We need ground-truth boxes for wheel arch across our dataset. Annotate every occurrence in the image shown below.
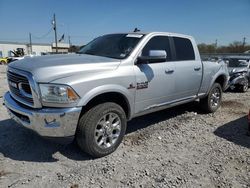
[77,85,133,120]
[207,74,228,93]
[214,74,227,91]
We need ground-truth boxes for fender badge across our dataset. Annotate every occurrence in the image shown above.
[136,81,148,90]
[127,83,136,89]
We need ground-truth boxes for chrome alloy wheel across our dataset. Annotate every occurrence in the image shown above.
[243,81,249,92]
[210,87,221,108]
[94,112,121,149]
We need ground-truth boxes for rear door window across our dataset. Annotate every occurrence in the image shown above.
[173,37,195,61]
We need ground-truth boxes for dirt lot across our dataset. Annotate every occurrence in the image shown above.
[0,64,249,188]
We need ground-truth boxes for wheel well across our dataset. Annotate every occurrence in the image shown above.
[215,75,226,89]
[81,92,130,119]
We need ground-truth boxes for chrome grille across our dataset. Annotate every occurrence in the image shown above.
[7,70,34,105]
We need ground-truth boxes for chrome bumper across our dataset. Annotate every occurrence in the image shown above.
[3,92,82,138]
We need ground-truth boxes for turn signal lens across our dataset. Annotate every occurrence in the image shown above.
[67,87,78,101]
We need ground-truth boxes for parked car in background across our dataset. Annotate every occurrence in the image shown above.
[224,56,250,92]
[244,50,250,54]
[4,32,229,157]
[0,56,25,64]
[0,57,12,64]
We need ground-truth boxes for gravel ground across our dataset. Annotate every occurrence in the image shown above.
[0,65,249,188]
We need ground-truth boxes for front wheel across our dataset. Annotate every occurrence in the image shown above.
[76,102,127,158]
[200,83,222,113]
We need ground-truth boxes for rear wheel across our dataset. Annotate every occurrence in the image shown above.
[0,60,5,65]
[200,83,222,113]
[76,102,127,158]
[238,81,248,92]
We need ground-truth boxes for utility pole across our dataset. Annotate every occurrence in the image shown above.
[243,37,246,47]
[29,33,32,54]
[68,35,71,46]
[52,13,58,53]
[68,35,71,52]
[214,39,218,53]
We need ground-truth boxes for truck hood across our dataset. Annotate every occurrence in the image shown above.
[228,67,248,75]
[9,54,121,82]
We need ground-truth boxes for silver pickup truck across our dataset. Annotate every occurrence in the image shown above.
[4,32,229,157]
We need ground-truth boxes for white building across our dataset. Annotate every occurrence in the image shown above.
[52,42,70,53]
[0,41,70,57]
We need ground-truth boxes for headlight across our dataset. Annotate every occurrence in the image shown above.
[39,84,79,103]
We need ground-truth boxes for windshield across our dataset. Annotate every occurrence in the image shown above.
[78,34,144,59]
[226,58,249,67]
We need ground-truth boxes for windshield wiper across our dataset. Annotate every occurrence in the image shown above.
[84,52,96,55]
[77,52,121,59]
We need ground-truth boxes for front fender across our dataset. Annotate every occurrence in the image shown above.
[76,84,134,115]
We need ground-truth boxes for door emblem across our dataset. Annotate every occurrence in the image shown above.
[127,83,136,89]
[136,81,148,90]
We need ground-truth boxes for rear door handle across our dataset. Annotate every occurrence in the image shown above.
[194,67,201,71]
[165,69,174,74]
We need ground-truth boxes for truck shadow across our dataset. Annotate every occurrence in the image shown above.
[126,102,203,134]
[0,102,202,162]
[214,116,250,149]
[0,119,90,162]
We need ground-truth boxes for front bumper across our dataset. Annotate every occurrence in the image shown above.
[3,92,82,138]
[228,75,248,87]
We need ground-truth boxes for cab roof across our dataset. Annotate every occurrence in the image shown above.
[108,31,194,39]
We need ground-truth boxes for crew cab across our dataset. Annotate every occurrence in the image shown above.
[4,32,229,157]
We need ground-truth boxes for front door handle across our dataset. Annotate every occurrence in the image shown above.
[194,67,201,71]
[165,69,174,74]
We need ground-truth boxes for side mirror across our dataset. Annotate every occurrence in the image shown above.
[137,50,167,64]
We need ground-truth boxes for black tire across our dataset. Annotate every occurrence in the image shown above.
[238,81,248,93]
[0,60,5,65]
[76,102,127,158]
[200,83,222,113]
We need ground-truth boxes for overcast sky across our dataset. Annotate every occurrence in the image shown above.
[0,0,249,46]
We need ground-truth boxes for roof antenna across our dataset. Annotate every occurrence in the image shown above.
[133,28,140,32]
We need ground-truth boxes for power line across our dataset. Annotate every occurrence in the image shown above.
[32,28,53,39]
[70,35,96,38]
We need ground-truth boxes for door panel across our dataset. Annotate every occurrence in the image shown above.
[174,60,202,99]
[134,62,175,114]
[172,37,202,99]
[134,35,176,114]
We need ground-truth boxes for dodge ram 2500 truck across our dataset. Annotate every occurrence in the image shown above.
[4,32,229,157]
